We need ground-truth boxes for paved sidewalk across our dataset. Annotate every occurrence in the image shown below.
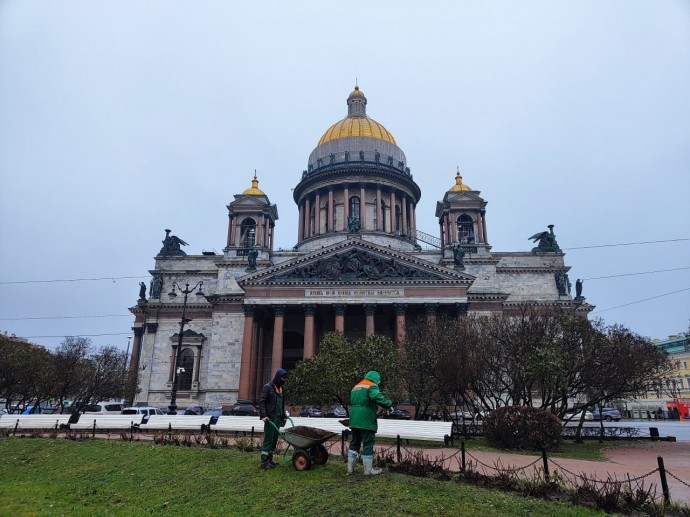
[388,441,690,506]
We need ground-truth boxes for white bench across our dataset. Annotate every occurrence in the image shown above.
[0,414,72,431]
[70,415,144,431]
[139,415,212,431]
[375,419,453,443]
[210,416,262,433]
[284,417,348,436]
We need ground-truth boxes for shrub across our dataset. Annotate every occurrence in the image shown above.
[483,406,562,451]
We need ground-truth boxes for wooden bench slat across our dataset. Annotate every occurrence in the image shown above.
[210,416,261,433]
[0,414,72,430]
[139,415,213,431]
[70,415,144,430]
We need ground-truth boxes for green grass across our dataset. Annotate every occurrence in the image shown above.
[0,437,609,517]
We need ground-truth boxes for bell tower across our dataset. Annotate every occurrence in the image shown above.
[435,168,490,257]
[225,173,279,260]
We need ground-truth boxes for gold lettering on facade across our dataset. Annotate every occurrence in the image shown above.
[305,289,404,297]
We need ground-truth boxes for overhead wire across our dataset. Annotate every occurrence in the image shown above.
[1,237,688,338]
[591,287,690,314]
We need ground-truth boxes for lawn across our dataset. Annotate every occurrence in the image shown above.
[0,437,608,516]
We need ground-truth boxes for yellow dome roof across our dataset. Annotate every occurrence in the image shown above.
[317,86,396,146]
[242,174,265,195]
[318,117,396,146]
[449,169,472,192]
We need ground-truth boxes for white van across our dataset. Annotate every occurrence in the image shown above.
[83,402,124,414]
[121,406,165,416]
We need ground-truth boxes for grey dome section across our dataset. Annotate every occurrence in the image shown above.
[308,137,408,172]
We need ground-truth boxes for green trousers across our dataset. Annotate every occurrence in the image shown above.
[349,428,376,456]
[261,417,281,460]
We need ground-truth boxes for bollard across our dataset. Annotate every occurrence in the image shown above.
[542,449,550,483]
[92,420,97,438]
[461,441,466,472]
[657,456,670,504]
[650,427,660,440]
[396,435,402,463]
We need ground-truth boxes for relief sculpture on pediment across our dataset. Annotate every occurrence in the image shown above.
[275,249,431,281]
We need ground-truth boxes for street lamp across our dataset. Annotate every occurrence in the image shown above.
[167,281,205,415]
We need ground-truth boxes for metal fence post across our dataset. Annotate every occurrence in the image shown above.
[657,456,670,504]
[396,435,402,463]
[542,448,550,483]
[461,441,466,472]
[92,420,96,438]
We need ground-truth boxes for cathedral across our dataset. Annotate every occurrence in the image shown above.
[129,86,592,407]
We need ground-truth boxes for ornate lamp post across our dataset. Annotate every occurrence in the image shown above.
[167,281,204,415]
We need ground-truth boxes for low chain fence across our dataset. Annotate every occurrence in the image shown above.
[3,422,688,514]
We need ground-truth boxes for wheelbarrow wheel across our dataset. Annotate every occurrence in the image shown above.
[309,444,328,465]
[292,450,312,471]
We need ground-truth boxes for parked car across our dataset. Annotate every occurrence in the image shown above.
[229,401,258,416]
[203,408,224,418]
[325,405,347,418]
[564,410,594,422]
[299,405,323,418]
[592,408,622,422]
[447,409,480,421]
[122,406,165,416]
[83,402,124,415]
[383,408,412,420]
[182,406,205,415]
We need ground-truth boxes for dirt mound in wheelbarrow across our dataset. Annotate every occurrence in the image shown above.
[287,426,333,440]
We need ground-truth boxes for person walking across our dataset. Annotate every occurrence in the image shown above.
[258,368,288,469]
[347,370,393,476]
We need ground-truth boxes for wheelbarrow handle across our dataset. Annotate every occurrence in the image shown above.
[266,416,295,436]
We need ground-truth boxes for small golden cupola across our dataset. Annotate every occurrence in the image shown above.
[449,167,472,192]
[242,173,265,196]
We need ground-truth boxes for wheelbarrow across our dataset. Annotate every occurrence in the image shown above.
[268,419,337,471]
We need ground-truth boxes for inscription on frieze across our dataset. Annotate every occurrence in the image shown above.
[305,288,404,297]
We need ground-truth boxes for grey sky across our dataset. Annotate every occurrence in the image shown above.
[1,1,688,352]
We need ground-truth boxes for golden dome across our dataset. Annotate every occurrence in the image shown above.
[317,86,396,146]
[449,168,472,192]
[242,173,265,195]
[318,117,396,146]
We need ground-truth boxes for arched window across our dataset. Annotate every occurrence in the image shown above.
[349,196,360,221]
[395,205,401,232]
[457,214,475,244]
[240,218,256,248]
[177,348,194,390]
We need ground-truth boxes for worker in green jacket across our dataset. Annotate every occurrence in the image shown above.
[347,370,393,475]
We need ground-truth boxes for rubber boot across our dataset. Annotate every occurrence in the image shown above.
[260,455,275,470]
[268,453,278,467]
[362,455,381,476]
[346,450,358,475]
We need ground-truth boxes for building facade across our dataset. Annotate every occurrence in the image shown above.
[129,87,593,407]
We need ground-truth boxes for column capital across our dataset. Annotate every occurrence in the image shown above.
[132,326,145,338]
[364,304,376,316]
[425,303,438,316]
[394,304,407,316]
[243,304,255,317]
[273,305,286,317]
[334,303,346,316]
[303,304,315,316]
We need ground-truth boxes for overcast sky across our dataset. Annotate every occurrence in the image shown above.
[1,1,688,353]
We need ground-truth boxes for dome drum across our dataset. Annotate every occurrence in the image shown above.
[308,138,408,176]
